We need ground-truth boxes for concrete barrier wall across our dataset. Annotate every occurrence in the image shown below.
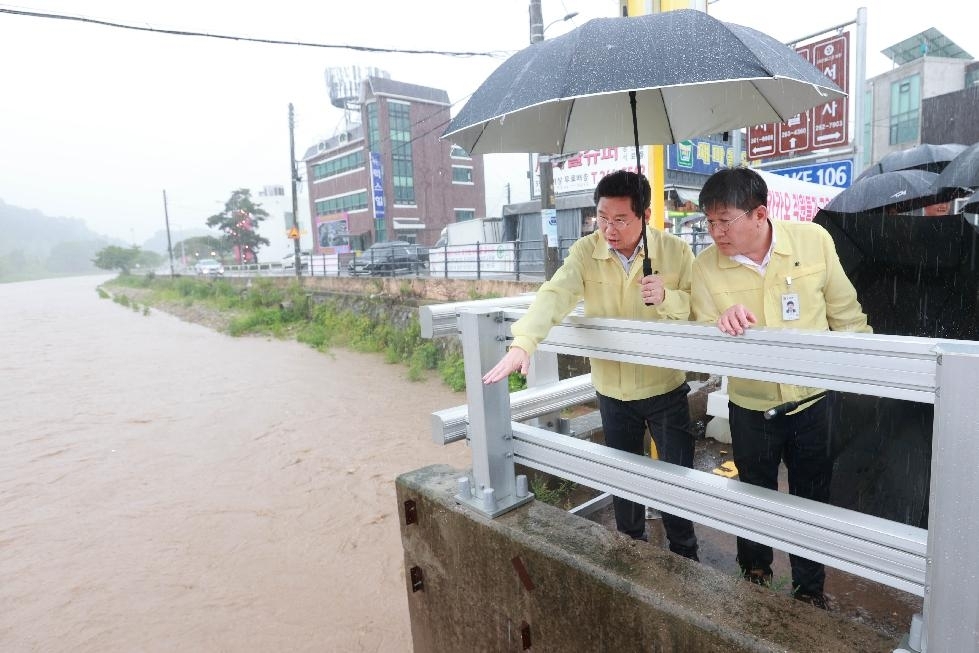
[397,465,897,653]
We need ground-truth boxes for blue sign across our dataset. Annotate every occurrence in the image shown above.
[667,138,748,175]
[768,160,853,189]
[369,151,386,220]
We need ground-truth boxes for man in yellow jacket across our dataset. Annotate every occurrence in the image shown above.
[483,170,699,560]
[691,167,870,608]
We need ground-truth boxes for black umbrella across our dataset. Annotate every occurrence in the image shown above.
[815,206,979,529]
[443,9,843,276]
[822,169,955,215]
[963,189,979,213]
[814,208,976,276]
[854,143,967,182]
[932,140,979,191]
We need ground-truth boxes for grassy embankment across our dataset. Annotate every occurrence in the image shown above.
[104,274,527,393]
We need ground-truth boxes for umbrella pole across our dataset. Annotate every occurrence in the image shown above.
[630,91,653,279]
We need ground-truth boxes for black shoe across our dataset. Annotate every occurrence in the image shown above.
[742,568,773,587]
[793,591,828,610]
[670,546,699,562]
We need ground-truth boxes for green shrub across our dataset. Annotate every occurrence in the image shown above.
[439,354,467,392]
[529,474,577,508]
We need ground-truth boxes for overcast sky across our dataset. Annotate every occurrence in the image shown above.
[0,0,974,246]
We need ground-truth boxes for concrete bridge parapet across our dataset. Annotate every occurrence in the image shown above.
[398,464,897,653]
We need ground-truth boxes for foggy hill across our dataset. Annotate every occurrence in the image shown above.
[0,198,116,281]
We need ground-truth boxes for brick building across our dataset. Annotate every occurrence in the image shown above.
[303,77,485,253]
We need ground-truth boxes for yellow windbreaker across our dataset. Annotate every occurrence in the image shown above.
[691,220,870,412]
[510,228,694,401]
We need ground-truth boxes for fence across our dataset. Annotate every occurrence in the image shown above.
[419,299,979,653]
[221,230,710,281]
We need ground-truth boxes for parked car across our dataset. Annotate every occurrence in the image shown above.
[194,258,224,276]
[348,241,424,276]
[410,244,430,264]
[282,251,310,271]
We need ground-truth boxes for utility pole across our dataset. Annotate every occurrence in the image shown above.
[288,103,302,280]
[529,0,560,280]
[162,190,175,277]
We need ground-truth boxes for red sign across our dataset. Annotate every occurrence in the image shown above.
[747,123,776,159]
[747,32,850,159]
[810,33,849,149]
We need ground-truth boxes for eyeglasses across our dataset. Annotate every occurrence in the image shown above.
[705,208,753,233]
[597,216,635,230]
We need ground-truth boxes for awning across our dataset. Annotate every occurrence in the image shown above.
[666,186,701,206]
[393,218,426,230]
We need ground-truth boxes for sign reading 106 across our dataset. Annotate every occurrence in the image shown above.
[769,160,853,189]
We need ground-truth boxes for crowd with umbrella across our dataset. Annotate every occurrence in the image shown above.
[813,140,979,528]
[443,7,979,530]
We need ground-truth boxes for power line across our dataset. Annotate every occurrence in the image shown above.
[0,7,512,58]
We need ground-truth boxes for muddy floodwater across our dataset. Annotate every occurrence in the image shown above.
[0,275,469,652]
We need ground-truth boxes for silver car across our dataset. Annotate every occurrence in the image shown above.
[194,258,224,276]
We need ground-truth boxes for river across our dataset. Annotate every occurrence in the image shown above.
[0,275,469,652]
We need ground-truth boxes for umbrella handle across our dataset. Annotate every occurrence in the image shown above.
[629,91,654,304]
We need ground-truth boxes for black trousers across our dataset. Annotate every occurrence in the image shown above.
[597,384,698,558]
[728,397,834,595]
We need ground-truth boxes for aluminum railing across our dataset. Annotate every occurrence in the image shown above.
[419,298,979,653]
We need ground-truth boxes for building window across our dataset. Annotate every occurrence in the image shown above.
[315,191,369,216]
[889,75,920,145]
[450,145,471,159]
[389,102,415,205]
[454,209,475,222]
[312,150,366,181]
[451,166,473,184]
[366,102,380,152]
[862,88,873,168]
[966,67,979,88]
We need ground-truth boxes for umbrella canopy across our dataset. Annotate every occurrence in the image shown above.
[932,141,979,191]
[963,189,979,213]
[854,143,968,182]
[443,9,844,155]
[814,209,979,339]
[822,169,955,215]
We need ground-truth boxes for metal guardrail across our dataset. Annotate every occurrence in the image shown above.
[422,297,979,652]
[221,231,706,281]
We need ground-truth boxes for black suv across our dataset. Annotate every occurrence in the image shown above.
[348,241,425,276]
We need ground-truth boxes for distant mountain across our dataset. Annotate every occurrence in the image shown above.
[0,198,117,281]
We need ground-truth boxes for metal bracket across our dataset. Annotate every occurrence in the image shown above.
[409,566,424,592]
[520,621,532,650]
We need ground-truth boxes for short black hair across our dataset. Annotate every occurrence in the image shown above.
[594,170,650,219]
[699,167,767,213]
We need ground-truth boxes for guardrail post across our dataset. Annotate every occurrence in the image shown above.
[457,308,533,517]
[476,241,482,280]
[527,350,561,432]
[919,343,979,653]
[515,239,521,281]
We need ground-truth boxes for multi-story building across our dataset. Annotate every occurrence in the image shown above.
[862,28,975,169]
[302,77,485,253]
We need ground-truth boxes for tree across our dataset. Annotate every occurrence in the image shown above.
[206,189,271,264]
[93,245,141,274]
